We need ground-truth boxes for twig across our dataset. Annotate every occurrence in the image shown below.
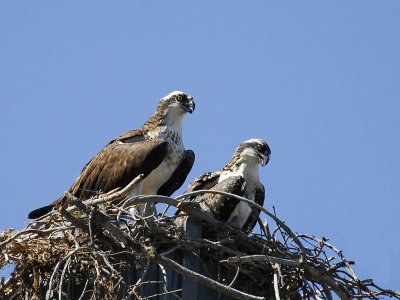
[143,289,183,299]
[80,174,144,206]
[273,268,281,300]
[46,247,88,300]
[0,227,71,248]
[228,267,240,288]
[221,254,301,267]
[58,256,71,300]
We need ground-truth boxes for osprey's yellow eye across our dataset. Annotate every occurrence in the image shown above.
[177,95,183,101]
[257,144,264,152]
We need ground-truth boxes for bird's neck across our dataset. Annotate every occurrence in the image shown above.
[224,154,260,181]
[144,110,184,144]
[234,161,259,180]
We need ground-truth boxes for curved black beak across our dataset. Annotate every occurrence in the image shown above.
[258,154,269,167]
[184,99,195,114]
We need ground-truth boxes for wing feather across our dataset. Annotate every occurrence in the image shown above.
[193,176,245,222]
[185,171,221,193]
[158,150,195,196]
[71,138,168,199]
[242,184,265,234]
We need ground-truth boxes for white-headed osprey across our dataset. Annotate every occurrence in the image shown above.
[28,91,195,219]
[184,139,270,234]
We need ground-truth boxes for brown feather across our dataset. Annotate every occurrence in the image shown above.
[186,171,221,192]
[194,176,245,222]
[70,137,168,199]
[158,150,195,197]
[242,184,265,234]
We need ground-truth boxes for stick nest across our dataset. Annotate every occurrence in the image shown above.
[0,187,399,300]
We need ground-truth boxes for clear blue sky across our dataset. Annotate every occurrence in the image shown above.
[1,1,399,292]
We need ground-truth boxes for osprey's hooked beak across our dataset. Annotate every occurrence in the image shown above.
[182,98,195,114]
[258,153,269,167]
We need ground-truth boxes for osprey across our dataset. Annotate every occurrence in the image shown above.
[184,139,270,234]
[28,91,195,219]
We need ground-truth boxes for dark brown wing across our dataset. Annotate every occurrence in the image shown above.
[158,150,195,197]
[174,171,221,216]
[70,138,168,199]
[111,129,146,144]
[242,184,265,234]
[194,176,245,222]
[76,129,147,177]
[185,171,221,193]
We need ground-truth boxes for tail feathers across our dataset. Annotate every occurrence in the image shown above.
[28,205,54,219]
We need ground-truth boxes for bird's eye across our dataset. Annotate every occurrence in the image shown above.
[257,144,264,152]
[177,95,183,101]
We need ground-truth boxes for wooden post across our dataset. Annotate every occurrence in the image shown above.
[181,217,201,300]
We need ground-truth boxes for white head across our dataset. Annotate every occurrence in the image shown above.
[235,139,271,167]
[145,91,195,130]
[161,91,195,114]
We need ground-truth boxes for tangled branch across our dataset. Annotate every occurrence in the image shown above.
[0,180,398,299]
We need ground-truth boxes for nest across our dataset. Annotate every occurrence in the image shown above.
[0,177,399,300]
